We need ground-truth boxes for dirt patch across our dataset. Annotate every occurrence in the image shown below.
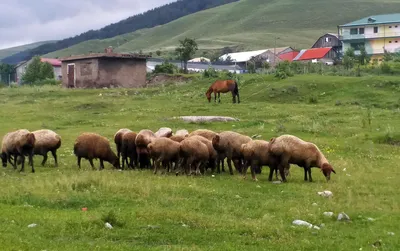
[146,74,191,87]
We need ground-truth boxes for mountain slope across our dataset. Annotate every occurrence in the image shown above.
[0,41,56,61]
[46,0,400,58]
[1,0,238,65]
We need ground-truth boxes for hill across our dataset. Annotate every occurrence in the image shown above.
[1,0,238,65]
[0,41,56,61]
[45,0,400,59]
[0,74,399,250]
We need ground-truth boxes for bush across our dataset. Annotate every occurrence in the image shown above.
[153,61,178,74]
[381,63,392,74]
[274,61,293,79]
[202,67,219,78]
[31,79,62,86]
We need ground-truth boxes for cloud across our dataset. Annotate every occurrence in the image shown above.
[0,0,175,49]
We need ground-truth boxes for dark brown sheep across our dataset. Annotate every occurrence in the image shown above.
[74,133,120,170]
[135,129,156,169]
[148,137,181,174]
[188,135,217,173]
[1,129,36,173]
[114,128,132,160]
[179,137,209,176]
[121,132,138,169]
[269,135,336,182]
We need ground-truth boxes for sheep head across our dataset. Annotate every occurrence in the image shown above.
[321,163,336,181]
[211,135,221,150]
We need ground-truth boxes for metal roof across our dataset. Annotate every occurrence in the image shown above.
[339,13,400,27]
[294,47,332,61]
[41,58,61,67]
[219,47,292,63]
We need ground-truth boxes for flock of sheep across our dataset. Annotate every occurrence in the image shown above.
[1,127,336,182]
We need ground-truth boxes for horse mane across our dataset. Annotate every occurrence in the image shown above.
[205,86,213,95]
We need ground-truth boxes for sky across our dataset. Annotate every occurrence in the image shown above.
[0,0,175,49]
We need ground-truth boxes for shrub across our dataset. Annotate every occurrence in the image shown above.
[381,63,392,74]
[31,79,61,86]
[202,67,219,78]
[153,61,178,74]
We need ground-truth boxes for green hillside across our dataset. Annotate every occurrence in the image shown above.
[46,0,400,58]
[0,41,56,61]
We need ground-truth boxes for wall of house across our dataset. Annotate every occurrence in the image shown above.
[312,35,340,48]
[61,59,99,88]
[97,58,147,88]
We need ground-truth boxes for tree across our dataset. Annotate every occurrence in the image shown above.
[155,50,162,56]
[22,56,54,84]
[175,38,198,73]
[343,48,356,69]
[358,46,370,65]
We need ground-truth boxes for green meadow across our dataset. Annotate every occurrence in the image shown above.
[0,74,399,250]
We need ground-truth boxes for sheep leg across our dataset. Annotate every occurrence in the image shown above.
[41,153,48,166]
[19,155,25,172]
[88,159,95,170]
[153,160,159,174]
[268,167,275,182]
[13,154,18,170]
[51,150,58,167]
[29,153,34,173]
[227,158,234,175]
[250,163,258,181]
[99,159,105,170]
[307,167,313,182]
[242,160,250,178]
[77,157,82,169]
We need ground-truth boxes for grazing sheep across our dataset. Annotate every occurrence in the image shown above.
[188,135,217,173]
[175,129,189,137]
[241,140,290,181]
[121,132,138,169]
[1,129,36,173]
[31,129,61,167]
[114,128,132,160]
[155,127,173,138]
[269,135,336,182]
[135,129,156,169]
[74,133,120,170]
[179,137,209,176]
[148,137,181,174]
[170,135,186,143]
[212,131,251,175]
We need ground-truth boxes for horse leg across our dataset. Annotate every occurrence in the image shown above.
[232,91,236,103]
[218,93,221,103]
[214,92,217,103]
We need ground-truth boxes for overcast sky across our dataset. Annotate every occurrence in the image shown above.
[0,0,175,49]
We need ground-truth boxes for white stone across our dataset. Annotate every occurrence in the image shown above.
[272,181,282,184]
[313,225,321,230]
[387,232,395,236]
[312,203,318,207]
[367,217,375,222]
[105,222,113,229]
[323,212,334,217]
[318,190,333,198]
[337,213,350,221]
[292,220,313,228]
[28,223,37,228]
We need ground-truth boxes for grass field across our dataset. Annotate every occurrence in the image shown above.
[45,0,400,58]
[0,74,400,250]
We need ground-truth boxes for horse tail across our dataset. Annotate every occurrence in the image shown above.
[233,81,239,95]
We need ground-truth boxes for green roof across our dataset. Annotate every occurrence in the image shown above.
[339,13,400,27]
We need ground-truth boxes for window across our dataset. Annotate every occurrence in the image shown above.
[325,37,331,42]
[350,42,364,50]
[350,28,358,34]
[389,26,392,28]
[374,27,379,33]
[389,41,392,43]
[396,26,398,28]
[359,28,365,34]
[396,41,398,43]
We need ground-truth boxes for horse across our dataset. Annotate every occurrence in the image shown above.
[205,79,240,104]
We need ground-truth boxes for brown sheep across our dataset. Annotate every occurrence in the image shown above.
[114,128,132,160]
[74,133,120,170]
[31,129,61,167]
[170,135,186,143]
[148,137,181,174]
[241,140,290,181]
[175,129,189,137]
[155,127,173,138]
[135,129,156,169]
[188,135,217,173]
[269,135,336,182]
[121,132,138,169]
[179,137,209,176]
[1,129,36,173]
[212,131,251,175]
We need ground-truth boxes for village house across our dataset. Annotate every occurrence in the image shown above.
[219,47,294,68]
[14,57,62,83]
[293,47,337,64]
[59,47,150,88]
[338,13,400,62]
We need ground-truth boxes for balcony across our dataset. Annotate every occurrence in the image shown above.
[341,31,400,41]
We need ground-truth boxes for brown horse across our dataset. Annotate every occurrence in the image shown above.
[205,79,240,104]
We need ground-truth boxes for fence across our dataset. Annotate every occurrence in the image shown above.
[0,72,16,85]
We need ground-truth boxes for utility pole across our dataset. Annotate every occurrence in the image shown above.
[273,36,279,66]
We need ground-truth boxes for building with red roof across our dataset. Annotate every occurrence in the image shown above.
[15,57,62,84]
[293,47,336,64]
[278,51,300,62]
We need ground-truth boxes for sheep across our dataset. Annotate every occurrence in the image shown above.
[175,129,189,137]
[148,137,181,174]
[170,135,186,143]
[114,128,132,160]
[135,129,156,169]
[74,132,120,170]
[30,129,61,167]
[212,131,252,175]
[240,140,290,181]
[179,137,209,176]
[269,134,336,182]
[188,135,218,173]
[1,129,36,173]
[155,127,173,138]
[120,131,138,169]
